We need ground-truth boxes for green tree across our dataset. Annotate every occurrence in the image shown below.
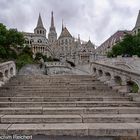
[35,52,43,61]
[6,29,24,48]
[0,23,7,46]
[107,33,140,57]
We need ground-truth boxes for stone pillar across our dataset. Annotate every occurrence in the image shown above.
[118,80,128,93]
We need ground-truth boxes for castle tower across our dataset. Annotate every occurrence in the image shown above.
[48,11,57,44]
[133,10,140,35]
[34,13,46,37]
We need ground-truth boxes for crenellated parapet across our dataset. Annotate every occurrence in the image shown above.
[0,61,16,87]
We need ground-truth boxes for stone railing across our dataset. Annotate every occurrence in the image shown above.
[44,62,72,75]
[91,61,140,93]
[45,62,70,68]
[0,61,16,87]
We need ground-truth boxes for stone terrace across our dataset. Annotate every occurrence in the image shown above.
[0,75,140,140]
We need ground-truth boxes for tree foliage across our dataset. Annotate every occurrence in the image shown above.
[107,33,140,57]
[0,23,33,70]
[0,23,24,48]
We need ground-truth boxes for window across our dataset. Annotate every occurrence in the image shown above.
[30,39,34,44]
[38,39,42,43]
[61,40,64,45]
[37,30,39,34]
[40,30,42,34]
[62,47,64,51]
[65,39,68,45]
[69,39,71,44]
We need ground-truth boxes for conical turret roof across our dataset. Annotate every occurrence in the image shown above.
[36,13,44,28]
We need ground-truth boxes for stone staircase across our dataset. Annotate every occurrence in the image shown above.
[0,75,140,139]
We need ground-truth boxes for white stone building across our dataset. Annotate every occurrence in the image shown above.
[23,12,95,65]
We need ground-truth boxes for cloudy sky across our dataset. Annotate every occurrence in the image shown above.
[0,0,140,46]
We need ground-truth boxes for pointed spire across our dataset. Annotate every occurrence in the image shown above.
[78,34,81,43]
[49,11,56,32]
[89,36,90,41]
[37,13,44,28]
[135,10,140,28]
[62,19,64,31]
[51,11,54,27]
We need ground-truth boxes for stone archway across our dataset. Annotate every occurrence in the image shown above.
[0,72,3,81]
[105,72,111,81]
[93,68,96,74]
[98,70,103,77]
[114,76,122,86]
[127,80,139,93]
[10,67,14,76]
[5,70,8,78]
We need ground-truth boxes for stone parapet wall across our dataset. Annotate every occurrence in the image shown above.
[91,61,140,93]
[0,61,16,87]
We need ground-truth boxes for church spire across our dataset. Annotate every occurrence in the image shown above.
[78,34,81,44]
[135,10,140,28]
[49,11,56,31]
[62,19,64,31]
[48,11,57,44]
[51,11,54,27]
[37,13,44,28]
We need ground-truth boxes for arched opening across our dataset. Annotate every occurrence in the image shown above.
[30,39,34,44]
[25,38,29,44]
[127,81,139,93]
[5,70,8,78]
[65,39,68,45]
[105,72,111,80]
[98,70,103,77]
[0,72,3,81]
[38,39,42,43]
[93,68,96,73]
[10,67,14,75]
[114,76,122,86]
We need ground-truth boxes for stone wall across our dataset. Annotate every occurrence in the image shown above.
[0,61,16,87]
[91,61,140,93]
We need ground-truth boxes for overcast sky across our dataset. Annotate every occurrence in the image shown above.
[0,0,140,46]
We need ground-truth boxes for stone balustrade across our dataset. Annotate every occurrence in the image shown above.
[45,62,72,75]
[0,61,16,87]
[45,62,70,67]
[91,61,140,93]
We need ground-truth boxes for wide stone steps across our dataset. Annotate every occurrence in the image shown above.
[0,123,140,137]
[0,101,138,107]
[0,97,131,102]
[1,107,140,115]
[1,114,140,124]
[0,74,140,138]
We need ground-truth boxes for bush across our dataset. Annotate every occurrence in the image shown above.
[108,33,140,57]
[16,54,33,70]
[34,52,43,61]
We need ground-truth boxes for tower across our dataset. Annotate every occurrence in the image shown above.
[48,11,57,44]
[133,10,140,35]
[34,13,46,37]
